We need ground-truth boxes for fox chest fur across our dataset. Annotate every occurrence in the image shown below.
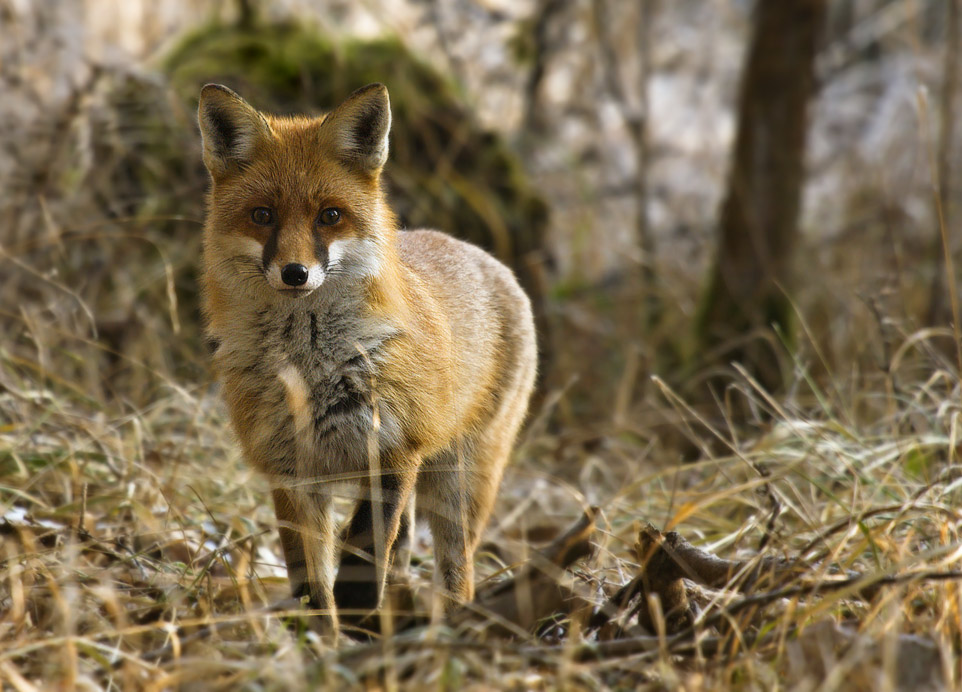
[213,293,403,479]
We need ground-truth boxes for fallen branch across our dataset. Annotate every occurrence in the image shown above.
[590,522,804,634]
[449,506,599,637]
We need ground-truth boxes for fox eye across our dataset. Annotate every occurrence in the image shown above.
[251,207,274,226]
[318,208,341,226]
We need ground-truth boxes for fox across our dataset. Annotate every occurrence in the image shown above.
[197,82,537,639]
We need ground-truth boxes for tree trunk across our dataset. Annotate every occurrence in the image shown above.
[695,0,826,395]
[926,0,960,358]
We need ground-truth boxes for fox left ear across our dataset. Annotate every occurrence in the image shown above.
[198,84,272,178]
[324,83,392,174]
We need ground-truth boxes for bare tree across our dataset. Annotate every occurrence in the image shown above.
[522,0,569,134]
[591,0,656,328]
[695,0,827,395]
[926,0,961,371]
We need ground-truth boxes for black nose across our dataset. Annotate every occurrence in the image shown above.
[281,263,309,287]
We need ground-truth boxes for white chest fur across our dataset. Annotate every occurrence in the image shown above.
[214,292,402,481]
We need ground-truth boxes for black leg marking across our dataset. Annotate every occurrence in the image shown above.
[334,499,378,615]
[333,475,408,616]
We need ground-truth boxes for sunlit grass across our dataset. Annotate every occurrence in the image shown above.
[2,322,960,688]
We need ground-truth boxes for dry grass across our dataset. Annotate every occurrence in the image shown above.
[3,3,962,690]
[2,315,961,689]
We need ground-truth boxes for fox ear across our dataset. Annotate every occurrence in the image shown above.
[324,83,391,174]
[198,84,271,177]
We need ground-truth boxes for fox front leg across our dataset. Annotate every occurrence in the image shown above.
[334,470,416,621]
[272,487,339,640]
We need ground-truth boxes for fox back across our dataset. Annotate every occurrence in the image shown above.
[198,83,537,639]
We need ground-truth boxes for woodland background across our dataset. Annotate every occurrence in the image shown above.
[1,0,961,689]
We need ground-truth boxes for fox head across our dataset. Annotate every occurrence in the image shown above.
[198,83,394,296]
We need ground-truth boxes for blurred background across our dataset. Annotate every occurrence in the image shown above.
[2,0,958,441]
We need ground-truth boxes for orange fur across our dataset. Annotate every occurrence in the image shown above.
[198,83,537,641]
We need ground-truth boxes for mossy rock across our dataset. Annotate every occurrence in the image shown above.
[162,19,548,302]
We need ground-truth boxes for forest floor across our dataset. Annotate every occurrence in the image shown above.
[2,339,960,690]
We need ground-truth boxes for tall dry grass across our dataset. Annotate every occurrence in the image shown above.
[3,327,961,688]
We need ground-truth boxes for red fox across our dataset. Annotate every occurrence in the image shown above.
[198,83,537,638]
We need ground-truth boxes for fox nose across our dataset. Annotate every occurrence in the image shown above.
[281,263,309,287]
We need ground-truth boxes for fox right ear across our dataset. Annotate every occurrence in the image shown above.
[323,83,392,174]
[198,84,271,177]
